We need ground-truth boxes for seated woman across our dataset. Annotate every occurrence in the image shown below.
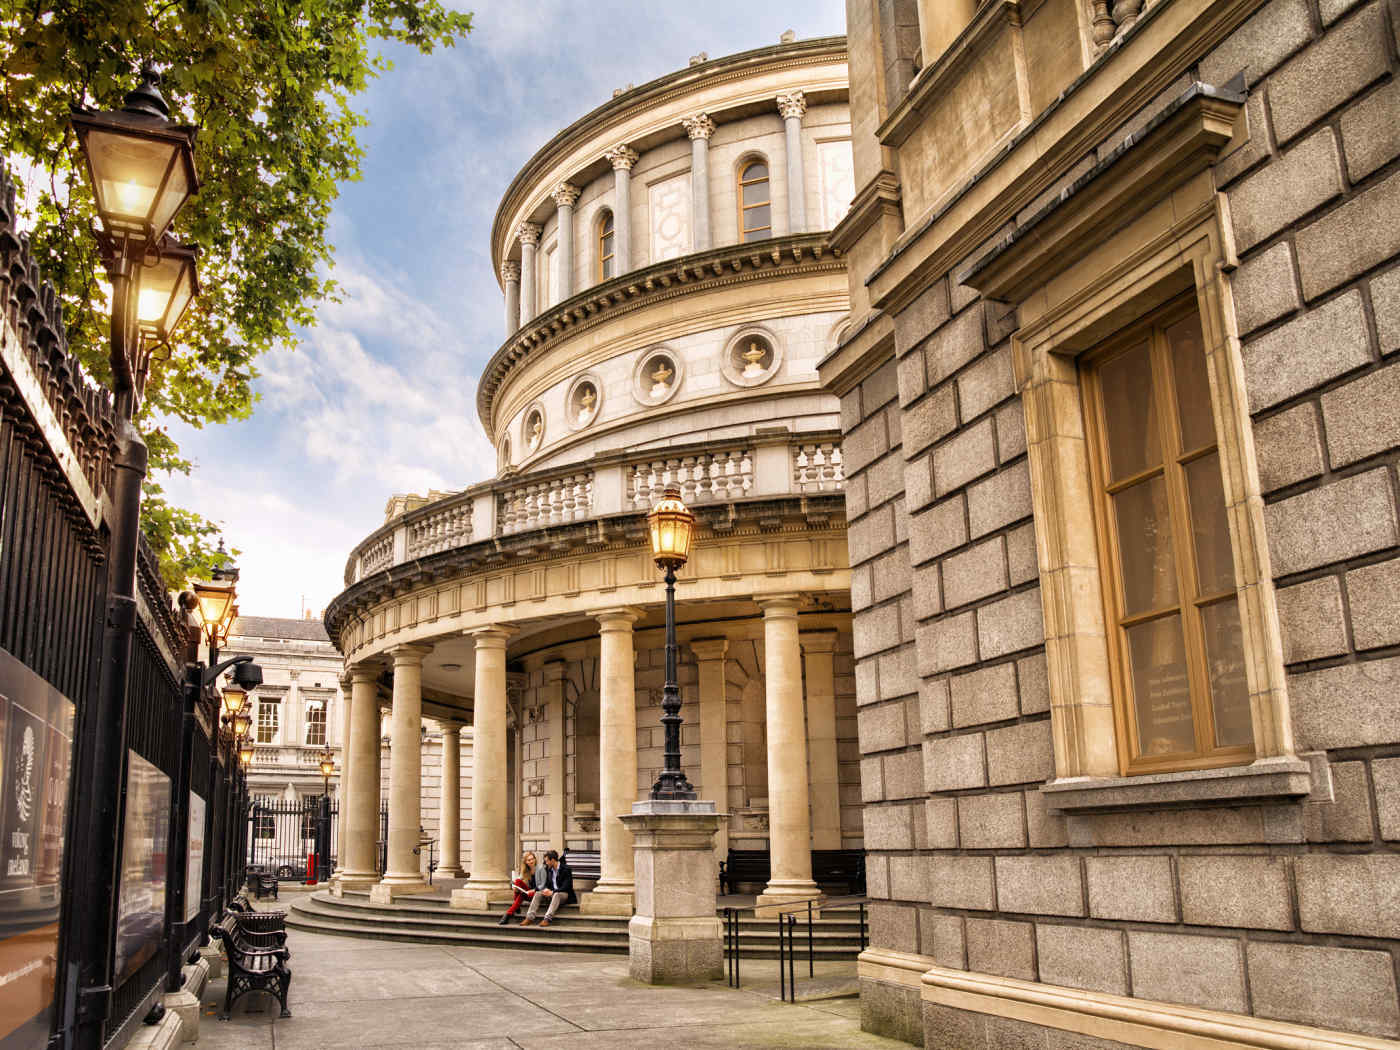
[498,851,541,925]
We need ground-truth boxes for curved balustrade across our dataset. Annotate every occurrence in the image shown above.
[343,430,845,585]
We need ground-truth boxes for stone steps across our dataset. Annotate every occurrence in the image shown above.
[285,891,867,959]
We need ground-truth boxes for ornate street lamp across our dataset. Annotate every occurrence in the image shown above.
[647,486,697,800]
[221,682,247,719]
[238,735,255,770]
[71,67,200,418]
[232,710,252,739]
[318,747,335,796]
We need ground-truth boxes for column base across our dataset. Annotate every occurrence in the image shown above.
[449,878,513,911]
[628,915,724,984]
[369,878,432,903]
[435,865,466,879]
[332,870,381,895]
[580,881,635,916]
[755,880,822,918]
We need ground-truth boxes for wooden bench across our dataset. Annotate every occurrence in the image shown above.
[562,849,601,883]
[210,914,292,1020]
[718,849,771,894]
[812,849,866,895]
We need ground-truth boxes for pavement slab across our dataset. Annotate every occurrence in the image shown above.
[193,926,906,1050]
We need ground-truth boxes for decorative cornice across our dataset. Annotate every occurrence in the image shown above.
[603,144,639,171]
[550,182,581,208]
[683,113,717,140]
[829,170,902,255]
[501,260,520,282]
[477,232,843,432]
[517,222,542,247]
[776,90,808,120]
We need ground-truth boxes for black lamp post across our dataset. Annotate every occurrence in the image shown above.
[64,67,201,1050]
[317,748,335,883]
[647,486,697,800]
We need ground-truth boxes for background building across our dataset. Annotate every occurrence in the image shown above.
[827,0,1400,1046]
[326,35,862,914]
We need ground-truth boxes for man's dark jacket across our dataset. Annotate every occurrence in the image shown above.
[545,860,574,898]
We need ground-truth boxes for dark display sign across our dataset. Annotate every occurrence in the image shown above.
[112,752,170,986]
[0,649,75,1050]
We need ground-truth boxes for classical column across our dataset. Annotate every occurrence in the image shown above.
[801,631,841,851]
[683,114,716,252]
[756,596,819,913]
[438,722,465,878]
[371,645,433,900]
[332,671,354,880]
[502,260,521,336]
[777,91,808,234]
[581,607,640,915]
[603,145,639,274]
[452,626,516,909]
[551,183,580,301]
[335,663,382,891]
[690,637,730,857]
[518,222,541,323]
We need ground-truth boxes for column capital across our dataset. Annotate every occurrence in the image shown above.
[683,113,716,140]
[349,662,383,684]
[468,625,515,650]
[501,259,520,282]
[799,629,839,654]
[550,181,581,208]
[385,644,431,666]
[604,144,639,171]
[756,594,803,617]
[594,606,642,630]
[517,221,542,246]
[438,720,464,735]
[776,90,807,120]
[689,636,729,661]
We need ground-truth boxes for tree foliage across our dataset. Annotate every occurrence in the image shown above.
[0,0,472,587]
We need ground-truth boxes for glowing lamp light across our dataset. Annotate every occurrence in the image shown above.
[190,577,236,642]
[69,69,199,244]
[318,749,335,779]
[646,486,695,571]
[232,712,252,738]
[237,736,254,768]
[221,684,247,717]
[135,240,199,342]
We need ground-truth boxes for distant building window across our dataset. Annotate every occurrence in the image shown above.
[305,702,326,747]
[257,699,279,744]
[253,813,275,840]
[739,160,772,242]
[598,210,615,280]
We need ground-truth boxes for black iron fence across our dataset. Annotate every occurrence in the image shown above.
[245,797,388,880]
[0,166,243,1050]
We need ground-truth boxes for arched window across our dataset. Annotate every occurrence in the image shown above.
[738,159,772,242]
[597,210,615,280]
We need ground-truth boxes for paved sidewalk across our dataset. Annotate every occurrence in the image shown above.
[196,927,905,1049]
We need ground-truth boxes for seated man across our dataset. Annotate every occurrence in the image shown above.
[520,850,573,928]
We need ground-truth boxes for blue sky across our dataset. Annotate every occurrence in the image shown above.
[161,0,847,618]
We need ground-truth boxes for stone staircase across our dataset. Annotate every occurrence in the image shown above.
[286,890,867,960]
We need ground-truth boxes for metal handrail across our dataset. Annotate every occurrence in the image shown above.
[721,894,870,1001]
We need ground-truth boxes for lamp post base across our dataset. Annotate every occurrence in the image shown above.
[620,799,725,984]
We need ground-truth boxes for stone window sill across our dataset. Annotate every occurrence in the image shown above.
[1040,757,1315,813]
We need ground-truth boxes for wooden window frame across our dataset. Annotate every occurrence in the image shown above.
[257,698,279,745]
[1080,295,1254,776]
[597,209,615,281]
[304,702,327,748]
[738,158,772,243]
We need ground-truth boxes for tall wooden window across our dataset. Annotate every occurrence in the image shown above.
[1082,298,1253,775]
[597,210,615,280]
[739,160,772,242]
[304,701,326,747]
[256,698,279,744]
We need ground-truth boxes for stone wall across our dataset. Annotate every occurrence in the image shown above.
[838,0,1400,1044]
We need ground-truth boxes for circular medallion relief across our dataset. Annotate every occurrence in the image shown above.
[521,402,546,454]
[566,373,603,430]
[631,347,684,406]
[720,326,783,388]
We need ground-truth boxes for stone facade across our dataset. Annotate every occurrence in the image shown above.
[827,0,1400,1046]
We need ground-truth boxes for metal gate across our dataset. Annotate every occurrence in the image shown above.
[246,797,389,879]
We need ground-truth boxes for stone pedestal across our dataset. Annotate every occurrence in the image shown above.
[619,799,725,984]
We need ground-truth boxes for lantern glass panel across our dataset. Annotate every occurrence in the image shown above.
[222,685,246,716]
[82,127,179,231]
[136,249,197,338]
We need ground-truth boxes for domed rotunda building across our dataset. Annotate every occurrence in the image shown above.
[324,35,860,918]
